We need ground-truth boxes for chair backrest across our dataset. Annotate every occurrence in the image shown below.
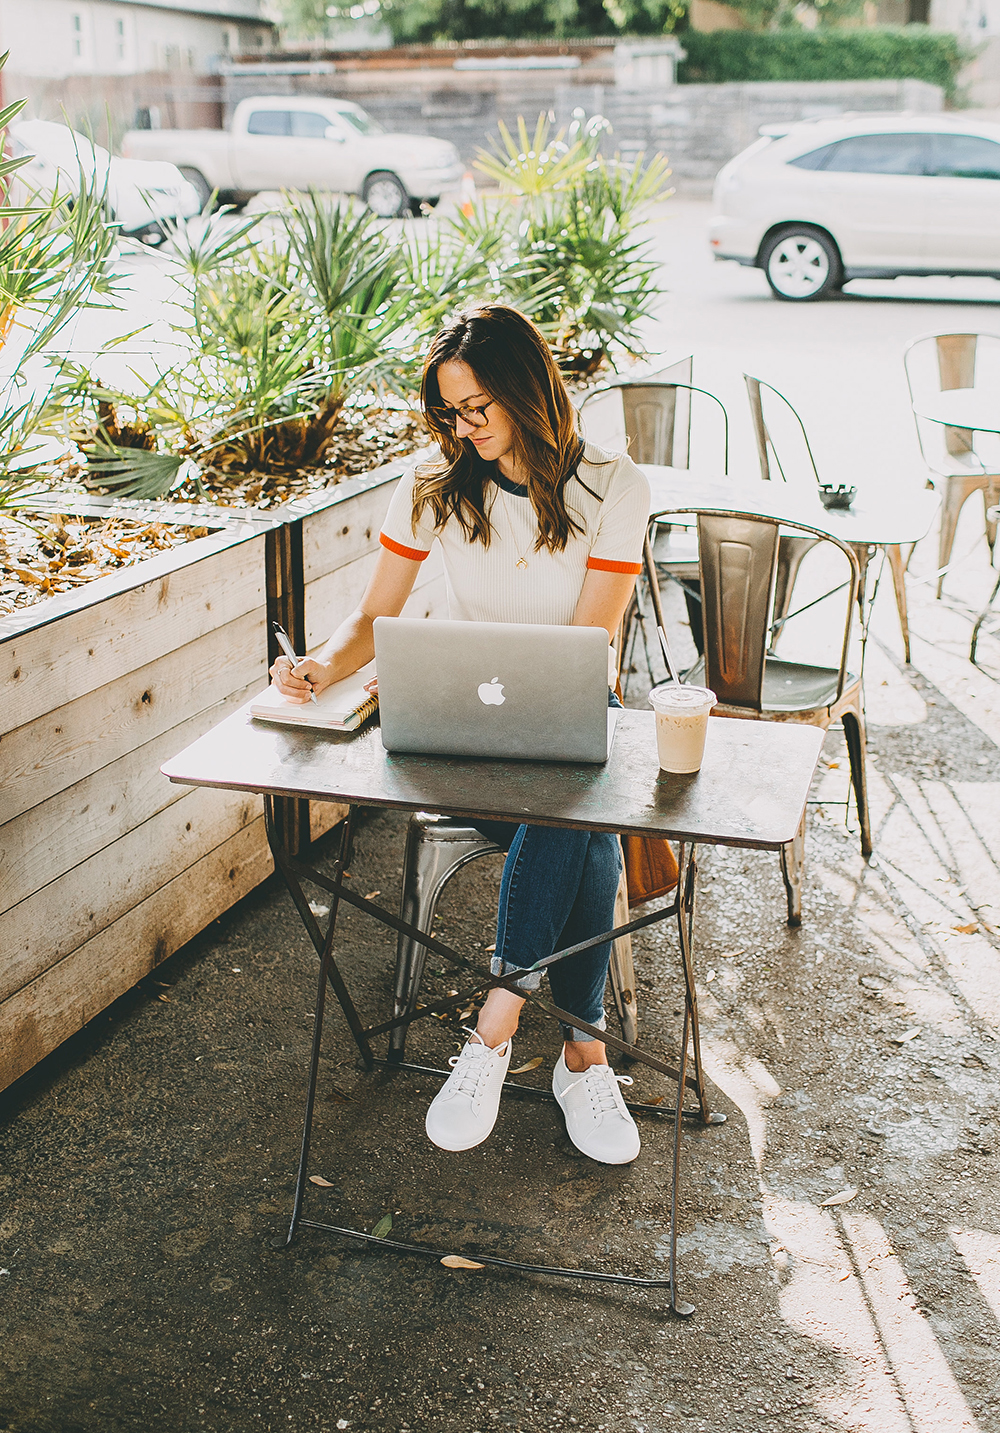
[659,506,861,711]
[903,331,1000,474]
[743,375,821,487]
[698,512,779,709]
[578,355,692,464]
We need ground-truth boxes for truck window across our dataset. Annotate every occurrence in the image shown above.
[337,107,383,137]
[290,111,336,139]
[247,110,291,137]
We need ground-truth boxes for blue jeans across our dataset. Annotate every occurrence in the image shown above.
[474,821,622,1043]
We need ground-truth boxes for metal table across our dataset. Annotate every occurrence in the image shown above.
[163,706,824,1316]
[911,390,1000,436]
[641,466,940,664]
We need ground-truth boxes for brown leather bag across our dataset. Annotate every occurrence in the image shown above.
[622,834,679,906]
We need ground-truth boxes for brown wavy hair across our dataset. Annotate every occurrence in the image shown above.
[413,304,588,553]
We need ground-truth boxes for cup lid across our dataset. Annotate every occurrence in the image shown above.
[649,683,716,710]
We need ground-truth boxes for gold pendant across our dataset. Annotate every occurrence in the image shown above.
[515,557,528,570]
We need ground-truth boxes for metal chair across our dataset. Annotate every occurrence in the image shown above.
[664,505,870,917]
[745,374,913,664]
[581,364,730,677]
[903,332,1000,598]
[388,814,639,1063]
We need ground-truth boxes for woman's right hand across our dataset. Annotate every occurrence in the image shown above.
[269,656,333,704]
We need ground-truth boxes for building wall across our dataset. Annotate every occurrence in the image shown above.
[931,0,1000,37]
[0,0,271,141]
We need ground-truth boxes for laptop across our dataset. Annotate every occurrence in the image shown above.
[373,617,618,764]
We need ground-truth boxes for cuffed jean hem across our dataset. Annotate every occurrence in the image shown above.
[490,956,608,1043]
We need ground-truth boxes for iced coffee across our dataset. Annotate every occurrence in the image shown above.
[648,683,717,774]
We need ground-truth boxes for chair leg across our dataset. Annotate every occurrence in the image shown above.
[841,701,873,859]
[607,856,638,1047]
[938,475,987,598]
[779,810,806,927]
[389,818,499,1063]
[985,483,999,560]
[885,543,911,664]
[971,567,1000,665]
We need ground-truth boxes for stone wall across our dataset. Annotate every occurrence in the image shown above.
[221,56,943,190]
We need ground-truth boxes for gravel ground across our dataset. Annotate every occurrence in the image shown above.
[2,595,998,1433]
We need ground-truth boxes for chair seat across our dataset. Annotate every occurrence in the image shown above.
[651,521,700,576]
[685,656,856,714]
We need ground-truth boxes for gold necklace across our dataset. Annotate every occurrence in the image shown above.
[496,485,534,570]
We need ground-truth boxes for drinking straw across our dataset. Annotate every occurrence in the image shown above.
[657,624,683,686]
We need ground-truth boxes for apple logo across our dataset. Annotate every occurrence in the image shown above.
[478,677,506,706]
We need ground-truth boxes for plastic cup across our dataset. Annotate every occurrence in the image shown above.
[648,683,717,774]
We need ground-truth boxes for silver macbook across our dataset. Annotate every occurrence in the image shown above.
[373,617,617,763]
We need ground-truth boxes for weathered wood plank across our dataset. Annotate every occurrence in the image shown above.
[0,816,272,1094]
[2,529,267,734]
[0,683,263,912]
[304,550,380,649]
[1,609,267,826]
[300,478,398,584]
[309,801,351,843]
[0,784,262,1004]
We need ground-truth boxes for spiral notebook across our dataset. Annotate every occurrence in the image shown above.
[249,661,378,732]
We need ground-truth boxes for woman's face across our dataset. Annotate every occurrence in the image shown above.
[435,359,515,468]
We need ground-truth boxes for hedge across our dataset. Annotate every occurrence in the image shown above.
[678,27,967,98]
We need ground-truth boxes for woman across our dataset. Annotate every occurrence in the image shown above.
[270,305,650,1165]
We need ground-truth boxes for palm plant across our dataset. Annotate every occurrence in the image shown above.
[0,55,121,514]
[456,111,672,376]
[69,192,419,501]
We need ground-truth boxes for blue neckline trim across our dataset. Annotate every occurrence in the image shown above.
[492,471,529,497]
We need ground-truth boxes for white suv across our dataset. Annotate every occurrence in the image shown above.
[710,114,1000,301]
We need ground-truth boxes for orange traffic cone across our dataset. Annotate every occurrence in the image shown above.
[460,171,476,217]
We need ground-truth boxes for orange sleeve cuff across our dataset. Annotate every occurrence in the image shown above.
[380,532,430,562]
[587,557,643,575]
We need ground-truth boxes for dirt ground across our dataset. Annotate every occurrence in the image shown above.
[2,548,999,1433]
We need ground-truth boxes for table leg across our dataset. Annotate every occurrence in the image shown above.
[265,801,375,1071]
[267,820,724,1313]
[272,810,355,1250]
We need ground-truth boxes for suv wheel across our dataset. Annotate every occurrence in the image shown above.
[761,227,842,302]
[363,171,408,218]
[179,166,212,212]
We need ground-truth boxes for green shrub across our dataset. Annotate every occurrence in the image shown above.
[678,27,967,99]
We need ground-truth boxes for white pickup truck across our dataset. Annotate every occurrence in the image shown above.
[122,95,463,218]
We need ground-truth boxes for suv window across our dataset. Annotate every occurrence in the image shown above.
[246,110,290,137]
[929,133,1000,180]
[787,143,839,171]
[290,111,335,139]
[820,132,931,175]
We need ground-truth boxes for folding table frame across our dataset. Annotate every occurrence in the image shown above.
[264,799,720,1316]
[163,708,824,1319]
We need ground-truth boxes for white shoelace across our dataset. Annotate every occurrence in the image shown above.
[560,1064,633,1114]
[446,1029,506,1102]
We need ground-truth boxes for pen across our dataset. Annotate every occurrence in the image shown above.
[272,621,318,703]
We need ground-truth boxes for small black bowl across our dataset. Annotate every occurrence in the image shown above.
[818,484,856,511]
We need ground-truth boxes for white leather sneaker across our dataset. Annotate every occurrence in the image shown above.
[552,1052,641,1165]
[425,1031,512,1152]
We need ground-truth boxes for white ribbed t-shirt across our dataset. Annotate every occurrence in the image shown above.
[379,443,649,626]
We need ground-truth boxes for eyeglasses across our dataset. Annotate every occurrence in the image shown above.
[426,401,494,430]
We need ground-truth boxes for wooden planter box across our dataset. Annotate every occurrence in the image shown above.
[0,456,443,1092]
[279,450,447,848]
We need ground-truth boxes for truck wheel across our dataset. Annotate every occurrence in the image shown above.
[761,226,842,302]
[363,171,408,219]
[179,167,213,212]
